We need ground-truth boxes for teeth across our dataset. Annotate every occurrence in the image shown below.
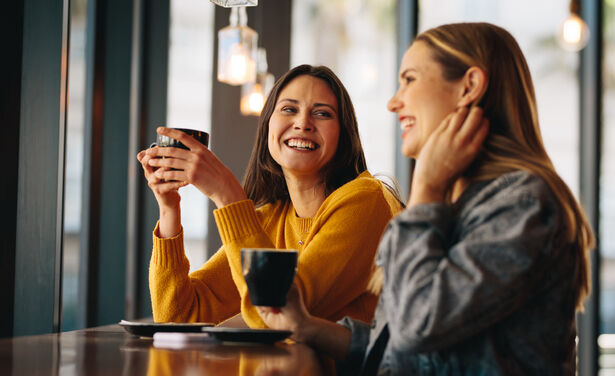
[400,118,415,130]
[286,139,317,150]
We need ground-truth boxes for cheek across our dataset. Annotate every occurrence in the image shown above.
[325,129,341,159]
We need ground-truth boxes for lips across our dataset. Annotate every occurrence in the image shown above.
[284,138,319,151]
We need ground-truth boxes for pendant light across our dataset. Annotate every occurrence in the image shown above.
[558,0,590,51]
[210,0,257,7]
[240,48,275,116]
[217,7,258,85]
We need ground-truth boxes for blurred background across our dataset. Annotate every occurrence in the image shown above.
[3,0,613,374]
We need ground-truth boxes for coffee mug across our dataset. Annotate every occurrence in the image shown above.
[155,127,209,149]
[241,248,298,307]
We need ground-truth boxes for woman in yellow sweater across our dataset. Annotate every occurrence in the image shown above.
[137,64,403,328]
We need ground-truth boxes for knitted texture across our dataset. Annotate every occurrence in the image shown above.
[149,171,403,327]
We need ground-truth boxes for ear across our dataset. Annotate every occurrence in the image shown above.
[457,66,487,107]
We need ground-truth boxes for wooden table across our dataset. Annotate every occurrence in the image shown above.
[0,324,332,375]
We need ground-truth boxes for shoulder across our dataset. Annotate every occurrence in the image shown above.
[474,170,553,203]
[254,200,290,226]
[322,171,404,214]
[459,170,558,222]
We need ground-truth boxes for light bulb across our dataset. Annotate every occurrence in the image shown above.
[241,84,264,116]
[248,89,265,112]
[558,13,590,51]
[217,7,258,85]
[230,52,248,81]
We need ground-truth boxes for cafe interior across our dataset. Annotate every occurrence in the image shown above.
[2,0,614,374]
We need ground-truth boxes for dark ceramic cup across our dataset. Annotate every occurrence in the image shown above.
[241,248,298,307]
[156,127,209,149]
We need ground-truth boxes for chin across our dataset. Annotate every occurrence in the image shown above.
[401,145,417,159]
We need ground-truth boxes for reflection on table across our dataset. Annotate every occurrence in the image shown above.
[0,324,332,375]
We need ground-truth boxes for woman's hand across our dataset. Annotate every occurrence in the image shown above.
[258,283,353,362]
[137,147,186,238]
[144,127,248,208]
[137,148,186,209]
[410,106,489,206]
[256,284,311,342]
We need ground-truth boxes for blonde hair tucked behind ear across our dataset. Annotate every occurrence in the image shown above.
[370,23,594,310]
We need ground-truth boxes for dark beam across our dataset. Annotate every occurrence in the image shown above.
[577,0,603,375]
[13,0,70,336]
[394,0,418,200]
[0,0,25,339]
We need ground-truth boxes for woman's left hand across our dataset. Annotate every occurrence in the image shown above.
[256,284,311,342]
[410,106,489,206]
[145,127,247,208]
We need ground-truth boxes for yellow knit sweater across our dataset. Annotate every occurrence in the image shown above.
[149,171,403,328]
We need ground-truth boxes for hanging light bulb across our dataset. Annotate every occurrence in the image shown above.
[217,7,258,85]
[241,48,275,116]
[210,0,257,7]
[558,0,590,51]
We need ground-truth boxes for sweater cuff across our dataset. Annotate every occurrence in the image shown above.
[151,221,188,268]
[213,199,262,244]
[336,317,370,376]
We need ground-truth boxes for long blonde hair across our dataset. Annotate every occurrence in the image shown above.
[371,23,594,311]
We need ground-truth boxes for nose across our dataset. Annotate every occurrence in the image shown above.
[387,89,402,113]
[293,112,314,131]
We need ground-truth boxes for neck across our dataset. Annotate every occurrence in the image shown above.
[451,177,470,203]
[284,173,326,218]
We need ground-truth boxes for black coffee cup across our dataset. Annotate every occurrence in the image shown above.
[156,127,209,149]
[241,248,298,307]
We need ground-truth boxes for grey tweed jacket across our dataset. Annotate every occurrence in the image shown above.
[338,170,581,375]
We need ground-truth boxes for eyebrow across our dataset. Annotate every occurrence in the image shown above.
[277,98,338,114]
[399,68,416,78]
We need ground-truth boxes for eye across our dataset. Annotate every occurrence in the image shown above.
[402,75,415,85]
[280,106,297,114]
[313,110,333,118]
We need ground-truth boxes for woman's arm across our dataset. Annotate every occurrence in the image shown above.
[380,172,559,353]
[257,285,353,362]
[215,177,401,328]
[149,225,241,323]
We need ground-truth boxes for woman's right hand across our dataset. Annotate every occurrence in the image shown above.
[137,148,186,238]
[137,148,187,210]
[410,106,489,206]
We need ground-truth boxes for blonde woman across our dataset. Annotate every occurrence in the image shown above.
[257,23,594,375]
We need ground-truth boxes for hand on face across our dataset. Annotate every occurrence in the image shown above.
[256,283,311,342]
[138,127,247,209]
[410,106,489,205]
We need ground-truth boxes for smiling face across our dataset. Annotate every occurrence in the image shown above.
[268,75,340,181]
[387,41,464,158]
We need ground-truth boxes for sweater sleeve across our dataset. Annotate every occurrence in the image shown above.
[214,178,401,328]
[213,200,281,328]
[378,173,561,353]
[149,222,240,323]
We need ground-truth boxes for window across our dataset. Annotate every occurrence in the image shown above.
[419,0,580,195]
[167,0,215,271]
[62,0,88,331]
[291,0,397,180]
[600,0,615,373]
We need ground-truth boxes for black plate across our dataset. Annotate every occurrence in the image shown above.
[119,320,214,337]
[201,327,292,344]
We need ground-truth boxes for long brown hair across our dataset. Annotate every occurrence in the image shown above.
[413,22,594,310]
[242,64,368,206]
